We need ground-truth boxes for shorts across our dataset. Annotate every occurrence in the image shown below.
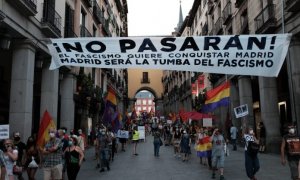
[212,154,225,168]
[43,164,63,180]
[132,140,139,144]
[288,159,300,179]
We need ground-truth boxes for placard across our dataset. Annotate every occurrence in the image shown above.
[117,130,129,139]
[138,126,145,140]
[0,125,9,139]
[203,118,212,127]
[234,104,249,118]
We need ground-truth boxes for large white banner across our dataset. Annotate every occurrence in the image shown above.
[48,34,291,77]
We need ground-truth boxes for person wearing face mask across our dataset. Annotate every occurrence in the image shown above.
[13,132,26,180]
[281,125,300,180]
[64,136,84,180]
[244,127,260,180]
[41,128,63,180]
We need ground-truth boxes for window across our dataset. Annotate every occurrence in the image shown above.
[141,72,149,83]
[142,107,147,111]
[137,107,141,112]
[148,107,152,112]
[136,100,141,105]
[142,100,147,105]
[148,100,152,105]
[80,8,86,27]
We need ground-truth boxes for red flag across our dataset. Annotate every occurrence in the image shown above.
[37,111,56,148]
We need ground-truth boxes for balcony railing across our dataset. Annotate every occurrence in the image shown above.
[93,1,105,24]
[254,4,276,33]
[239,19,248,34]
[285,0,300,12]
[80,25,92,37]
[222,1,232,25]
[41,3,62,37]
[8,0,37,16]
[102,18,112,37]
[214,17,223,34]
[207,1,214,15]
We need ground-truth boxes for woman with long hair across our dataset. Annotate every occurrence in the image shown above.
[64,136,84,180]
[24,136,40,180]
[3,139,18,180]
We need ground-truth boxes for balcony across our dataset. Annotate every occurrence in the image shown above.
[214,17,223,34]
[41,3,62,37]
[235,0,246,8]
[222,1,232,25]
[285,0,300,12]
[239,20,249,34]
[141,78,150,84]
[254,4,276,34]
[80,25,92,37]
[8,0,37,16]
[114,0,123,12]
[202,23,208,35]
[93,1,105,24]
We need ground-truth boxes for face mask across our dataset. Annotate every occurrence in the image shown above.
[14,137,20,141]
[249,130,254,134]
[49,133,55,138]
[289,128,295,134]
[68,141,73,146]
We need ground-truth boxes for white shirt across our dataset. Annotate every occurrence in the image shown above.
[230,126,238,139]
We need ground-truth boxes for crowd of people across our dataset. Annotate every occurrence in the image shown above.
[0,128,86,180]
[0,118,299,180]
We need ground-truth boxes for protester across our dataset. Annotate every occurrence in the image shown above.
[97,127,111,172]
[0,145,5,180]
[172,127,181,158]
[77,129,86,160]
[153,131,162,157]
[132,126,140,156]
[210,128,226,180]
[281,125,300,180]
[244,127,260,180]
[118,128,127,152]
[230,124,238,151]
[24,136,40,180]
[259,122,266,153]
[64,136,84,180]
[13,132,26,180]
[41,129,63,180]
[3,139,18,180]
[180,130,191,162]
[58,129,69,179]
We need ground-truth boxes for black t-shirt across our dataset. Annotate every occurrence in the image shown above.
[260,126,266,138]
[14,141,26,163]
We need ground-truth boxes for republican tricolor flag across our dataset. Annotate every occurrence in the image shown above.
[201,81,230,113]
[37,110,56,148]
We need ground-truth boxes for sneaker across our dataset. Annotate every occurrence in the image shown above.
[212,173,216,179]
[220,175,225,180]
[99,168,105,172]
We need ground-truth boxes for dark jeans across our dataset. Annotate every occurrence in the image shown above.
[153,139,160,156]
[245,151,260,179]
[232,139,237,150]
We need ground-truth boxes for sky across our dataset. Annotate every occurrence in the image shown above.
[127,0,194,36]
